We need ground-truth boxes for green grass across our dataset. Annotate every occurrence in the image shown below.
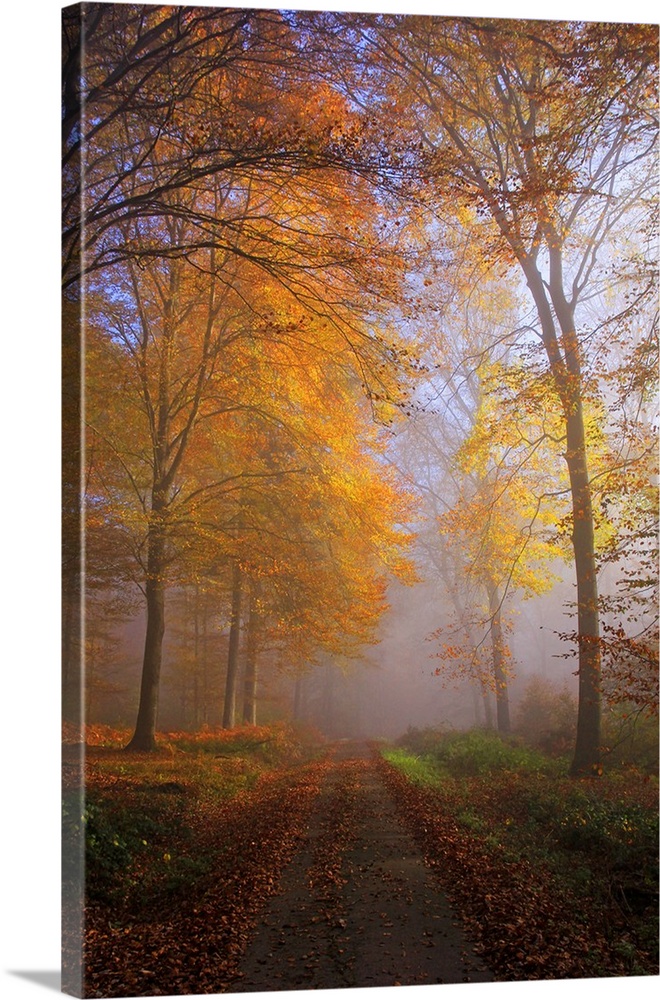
[381,729,564,798]
[380,747,447,786]
[398,726,565,777]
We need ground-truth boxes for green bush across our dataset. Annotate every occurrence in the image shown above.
[556,796,658,864]
[62,790,85,883]
[441,731,552,775]
[396,726,448,757]
[83,799,141,902]
[82,791,186,905]
[398,728,555,777]
[601,706,659,776]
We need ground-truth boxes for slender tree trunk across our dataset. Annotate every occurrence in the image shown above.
[62,296,83,726]
[202,598,209,726]
[193,674,199,730]
[242,587,259,725]
[553,288,602,774]
[62,589,81,723]
[222,561,243,729]
[446,588,495,731]
[126,506,167,751]
[179,682,187,730]
[193,582,200,728]
[321,662,336,737]
[488,584,510,734]
[471,684,480,726]
[293,675,305,721]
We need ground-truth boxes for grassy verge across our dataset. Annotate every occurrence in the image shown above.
[380,728,658,980]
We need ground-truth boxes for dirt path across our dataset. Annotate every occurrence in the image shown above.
[229,741,492,991]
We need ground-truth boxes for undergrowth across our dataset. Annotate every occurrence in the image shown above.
[63,722,320,911]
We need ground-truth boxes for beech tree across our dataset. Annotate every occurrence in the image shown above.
[86,181,418,747]
[202,320,418,728]
[73,2,424,749]
[434,361,567,733]
[361,15,658,773]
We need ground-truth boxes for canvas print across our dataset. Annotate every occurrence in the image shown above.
[62,3,659,997]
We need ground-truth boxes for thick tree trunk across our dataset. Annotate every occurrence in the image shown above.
[481,681,494,730]
[126,510,167,751]
[565,407,602,775]
[222,561,243,729]
[242,588,259,725]
[488,586,510,734]
[523,260,602,774]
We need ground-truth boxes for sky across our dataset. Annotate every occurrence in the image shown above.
[1,2,657,1000]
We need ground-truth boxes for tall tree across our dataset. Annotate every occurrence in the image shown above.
[85,194,418,747]
[434,363,567,733]
[77,27,425,746]
[242,582,262,726]
[363,15,658,773]
[69,2,431,748]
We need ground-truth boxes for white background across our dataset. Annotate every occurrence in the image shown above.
[0,1,657,999]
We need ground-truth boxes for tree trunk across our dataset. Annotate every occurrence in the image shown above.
[565,406,602,775]
[552,284,602,775]
[321,662,336,737]
[222,561,243,729]
[62,589,82,724]
[62,296,83,726]
[523,260,602,774]
[201,597,209,726]
[488,585,510,734]
[242,587,259,725]
[470,684,480,726]
[481,680,494,730]
[126,509,167,751]
[293,675,305,721]
[192,583,200,728]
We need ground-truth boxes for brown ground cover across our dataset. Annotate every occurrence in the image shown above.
[64,726,656,996]
[67,731,492,996]
[377,752,658,981]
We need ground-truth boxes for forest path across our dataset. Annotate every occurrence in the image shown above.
[229,741,492,991]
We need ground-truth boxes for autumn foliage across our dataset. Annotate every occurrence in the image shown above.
[63,7,657,786]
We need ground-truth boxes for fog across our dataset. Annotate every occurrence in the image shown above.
[79,376,652,747]
[83,541,589,746]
